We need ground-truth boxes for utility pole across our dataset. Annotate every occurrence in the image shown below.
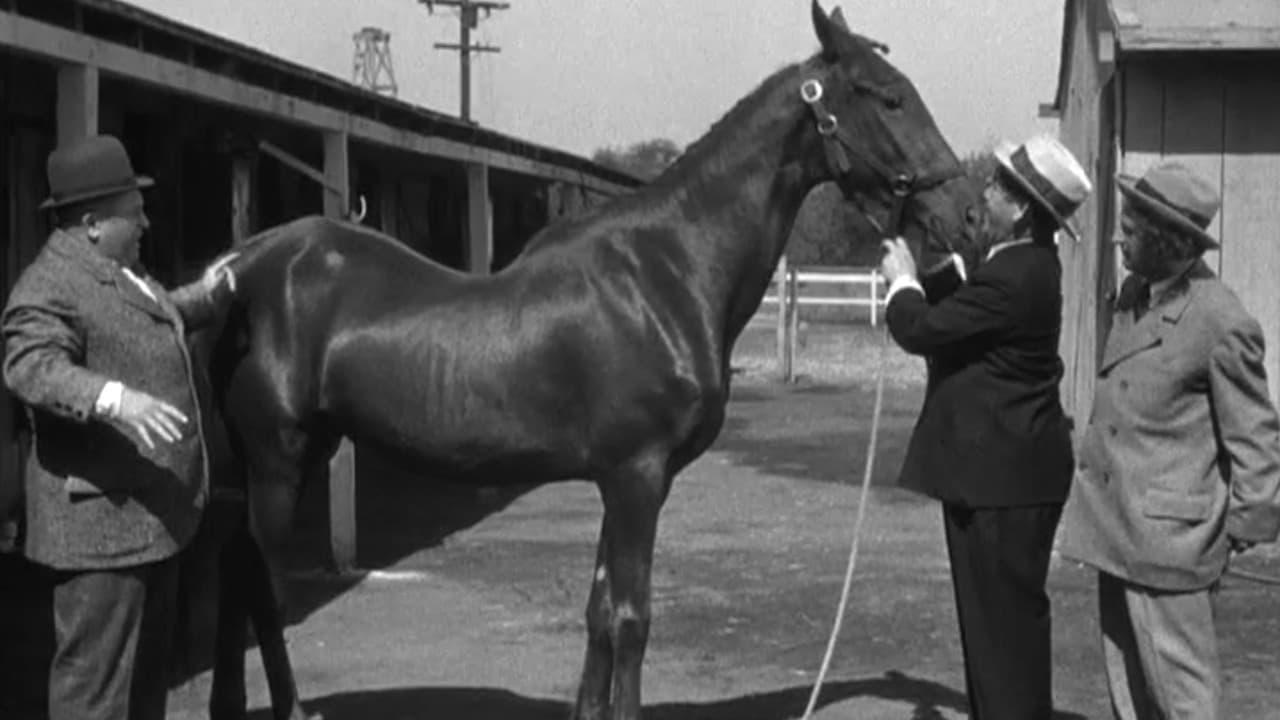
[419,0,508,122]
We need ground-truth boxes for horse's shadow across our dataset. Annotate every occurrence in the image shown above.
[246,671,1090,720]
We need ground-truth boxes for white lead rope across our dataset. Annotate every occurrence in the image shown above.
[798,327,890,719]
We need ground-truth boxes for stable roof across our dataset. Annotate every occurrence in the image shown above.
[1046,0,1280,116]
[4,0,638,189]
[1110,0,1280,51]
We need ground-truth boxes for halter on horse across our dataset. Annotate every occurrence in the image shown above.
[206,4,982,720]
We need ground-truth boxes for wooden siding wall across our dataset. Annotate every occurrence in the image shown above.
[1119,54,1280,403]
[1056,0,1117,424]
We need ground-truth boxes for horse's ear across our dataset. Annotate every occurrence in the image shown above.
[830,6,851,32]
[812,0,841,60]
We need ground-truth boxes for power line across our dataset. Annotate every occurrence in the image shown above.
[418,0,509,122]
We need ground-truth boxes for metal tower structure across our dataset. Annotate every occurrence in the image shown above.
[352,26,398,97]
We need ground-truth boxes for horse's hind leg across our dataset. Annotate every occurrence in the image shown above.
[572,535,615,720]
[242,433,337,720]
[575,453,671,720]
[243,529,316,720]
[210,517,252,720]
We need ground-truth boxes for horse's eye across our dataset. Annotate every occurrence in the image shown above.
[885,95,904,111]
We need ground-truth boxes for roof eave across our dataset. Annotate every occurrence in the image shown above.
[1116,26,1280,52]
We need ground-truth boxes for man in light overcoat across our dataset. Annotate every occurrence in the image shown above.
[1061,161,1280,720]
[2,134,235,720]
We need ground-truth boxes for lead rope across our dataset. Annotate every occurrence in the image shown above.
[798,324,890,720]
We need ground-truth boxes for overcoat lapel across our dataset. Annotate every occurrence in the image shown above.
[1099,266,1199,374]
[115,273,173,324]
[1100,310,1160,373]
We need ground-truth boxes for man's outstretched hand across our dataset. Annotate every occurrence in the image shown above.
[879,237,917,285]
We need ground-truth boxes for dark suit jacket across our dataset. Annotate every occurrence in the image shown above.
[2,230,219,570]
[886,241,1073,507]
[1061,263,1280,590]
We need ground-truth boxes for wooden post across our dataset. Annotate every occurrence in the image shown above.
[786,267,800,383]
[466,162,492,274]
[322,131,358,574]
[869,269,879,327]
[56,64,99,145]
[380,177,399,238]
[775,257,788,380]
[230,154,253,246]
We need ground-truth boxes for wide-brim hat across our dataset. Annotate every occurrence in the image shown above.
[40,134,154,210]
[993,135,1093,241]
[1116,162,1220,249]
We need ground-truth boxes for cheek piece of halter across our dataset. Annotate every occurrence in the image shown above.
[800,78,960,250]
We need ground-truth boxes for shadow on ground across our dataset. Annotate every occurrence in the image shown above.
[252,672,1087,720]
[713,379,922,488]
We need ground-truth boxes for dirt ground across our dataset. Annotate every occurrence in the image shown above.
[146,322,1278,719]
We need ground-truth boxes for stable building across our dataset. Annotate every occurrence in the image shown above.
[1045,0,1280,421]
[0,0,638,578]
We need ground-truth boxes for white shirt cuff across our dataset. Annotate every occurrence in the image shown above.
[885,275,924,305]
[94,381,124,419]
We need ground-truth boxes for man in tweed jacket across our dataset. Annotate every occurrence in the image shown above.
[2,135,235,720]
[1061,162,1280,719]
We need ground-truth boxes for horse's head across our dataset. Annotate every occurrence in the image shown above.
[802,1,983,273]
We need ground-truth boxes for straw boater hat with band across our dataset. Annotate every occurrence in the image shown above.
[1116,161,1220,249]
[39,134,154,211]
[992,135,1093,241]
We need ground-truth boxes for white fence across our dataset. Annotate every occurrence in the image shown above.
[755,258,887,381]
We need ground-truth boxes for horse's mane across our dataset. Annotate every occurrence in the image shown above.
[649,57,815,189]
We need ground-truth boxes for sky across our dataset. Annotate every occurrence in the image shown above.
[126,0,1064,160]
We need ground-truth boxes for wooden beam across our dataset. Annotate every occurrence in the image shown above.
[1118,26,1280,51]
[322,131,350,219]
[56,63,98,145]
[379,177,398,237]
[321,129,357,573]
[0,13,632,196]
[259,140,334,196]
[230,154,253,245]
[466,162,493,274]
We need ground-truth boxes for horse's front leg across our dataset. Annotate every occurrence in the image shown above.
[602,454,671,720]
[572,532,614,720]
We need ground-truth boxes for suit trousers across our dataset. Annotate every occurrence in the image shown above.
[1098,571,1220,720]
[943,502,1063,720]
[48,556,179,720]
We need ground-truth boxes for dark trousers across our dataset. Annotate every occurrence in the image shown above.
[49,556,179,720]
[943,502,1063,720]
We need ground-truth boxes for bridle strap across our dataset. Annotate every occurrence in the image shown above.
[800,78,960,237]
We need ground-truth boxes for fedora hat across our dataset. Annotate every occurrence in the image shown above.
[993,135,1093,241]
[1117,162,1220,249]
[40,135,154,210]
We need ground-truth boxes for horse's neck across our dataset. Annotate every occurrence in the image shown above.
[659,86,815,342]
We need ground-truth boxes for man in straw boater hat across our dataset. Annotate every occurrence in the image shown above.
[1060,162,1280,719]
[878,134,1092,718]
[2,134,236,720]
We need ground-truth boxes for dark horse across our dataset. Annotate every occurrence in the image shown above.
[208,4,982,719]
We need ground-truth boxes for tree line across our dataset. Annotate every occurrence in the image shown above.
[592,138,996,267]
